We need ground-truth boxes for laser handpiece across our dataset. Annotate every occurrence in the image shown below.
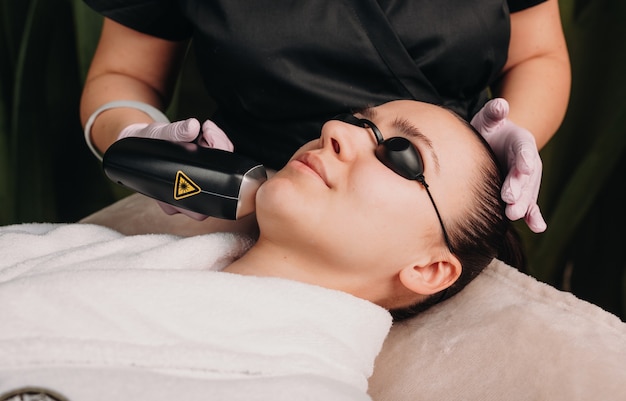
[102,137,267,220]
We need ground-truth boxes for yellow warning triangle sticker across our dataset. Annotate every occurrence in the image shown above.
[174,170,202,200]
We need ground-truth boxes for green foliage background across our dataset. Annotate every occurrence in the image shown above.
[1,0,624,319]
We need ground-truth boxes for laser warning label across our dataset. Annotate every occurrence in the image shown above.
[174,170,201,200]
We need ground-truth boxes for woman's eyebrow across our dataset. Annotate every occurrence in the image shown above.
[392,117,441,174]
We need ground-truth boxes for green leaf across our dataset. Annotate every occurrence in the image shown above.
[71,0,102,84]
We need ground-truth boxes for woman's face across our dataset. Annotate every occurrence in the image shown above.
[255,100,482,288]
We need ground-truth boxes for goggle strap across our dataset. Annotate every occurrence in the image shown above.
[421,178,453,252]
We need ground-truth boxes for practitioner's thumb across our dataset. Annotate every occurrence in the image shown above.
[198,119,234,151]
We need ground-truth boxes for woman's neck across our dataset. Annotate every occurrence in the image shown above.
[222,236,393,307]
[223,237,315,280]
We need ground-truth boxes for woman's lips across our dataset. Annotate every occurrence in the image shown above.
[294,152,330,187]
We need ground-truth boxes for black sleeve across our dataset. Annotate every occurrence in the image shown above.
[83,0,192,40]
[507,0,547,13]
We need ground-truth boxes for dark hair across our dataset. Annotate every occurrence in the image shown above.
[390,113,524,322]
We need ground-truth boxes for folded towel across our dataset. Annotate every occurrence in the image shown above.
[0,223,250,281]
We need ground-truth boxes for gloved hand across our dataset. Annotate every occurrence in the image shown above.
[117,118,234,151]
[470,98,547,233]
[118,118,234,221]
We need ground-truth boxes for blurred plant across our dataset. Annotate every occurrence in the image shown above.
[518,0,626,319]
[0,0,116,223]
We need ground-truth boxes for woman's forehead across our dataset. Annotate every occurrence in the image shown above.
[371,100,458,127]
[373,101,485,202]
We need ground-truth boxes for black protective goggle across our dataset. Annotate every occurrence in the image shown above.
[331,113,453,252]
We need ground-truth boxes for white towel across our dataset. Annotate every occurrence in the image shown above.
[0,223,391,401]
[0,223,249,280]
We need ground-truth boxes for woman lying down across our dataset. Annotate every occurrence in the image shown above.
[0,100,520,400]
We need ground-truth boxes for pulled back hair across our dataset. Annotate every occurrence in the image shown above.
[390,113,524,322]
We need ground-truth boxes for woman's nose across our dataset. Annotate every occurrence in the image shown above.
[319,119,376,161]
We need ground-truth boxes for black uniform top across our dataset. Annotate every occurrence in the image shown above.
[85,0,546,169]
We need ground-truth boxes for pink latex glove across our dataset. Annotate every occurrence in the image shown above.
[117,118,234,220]
[470,98,547,233]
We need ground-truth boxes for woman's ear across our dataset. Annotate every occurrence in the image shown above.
[398,256,462,295]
